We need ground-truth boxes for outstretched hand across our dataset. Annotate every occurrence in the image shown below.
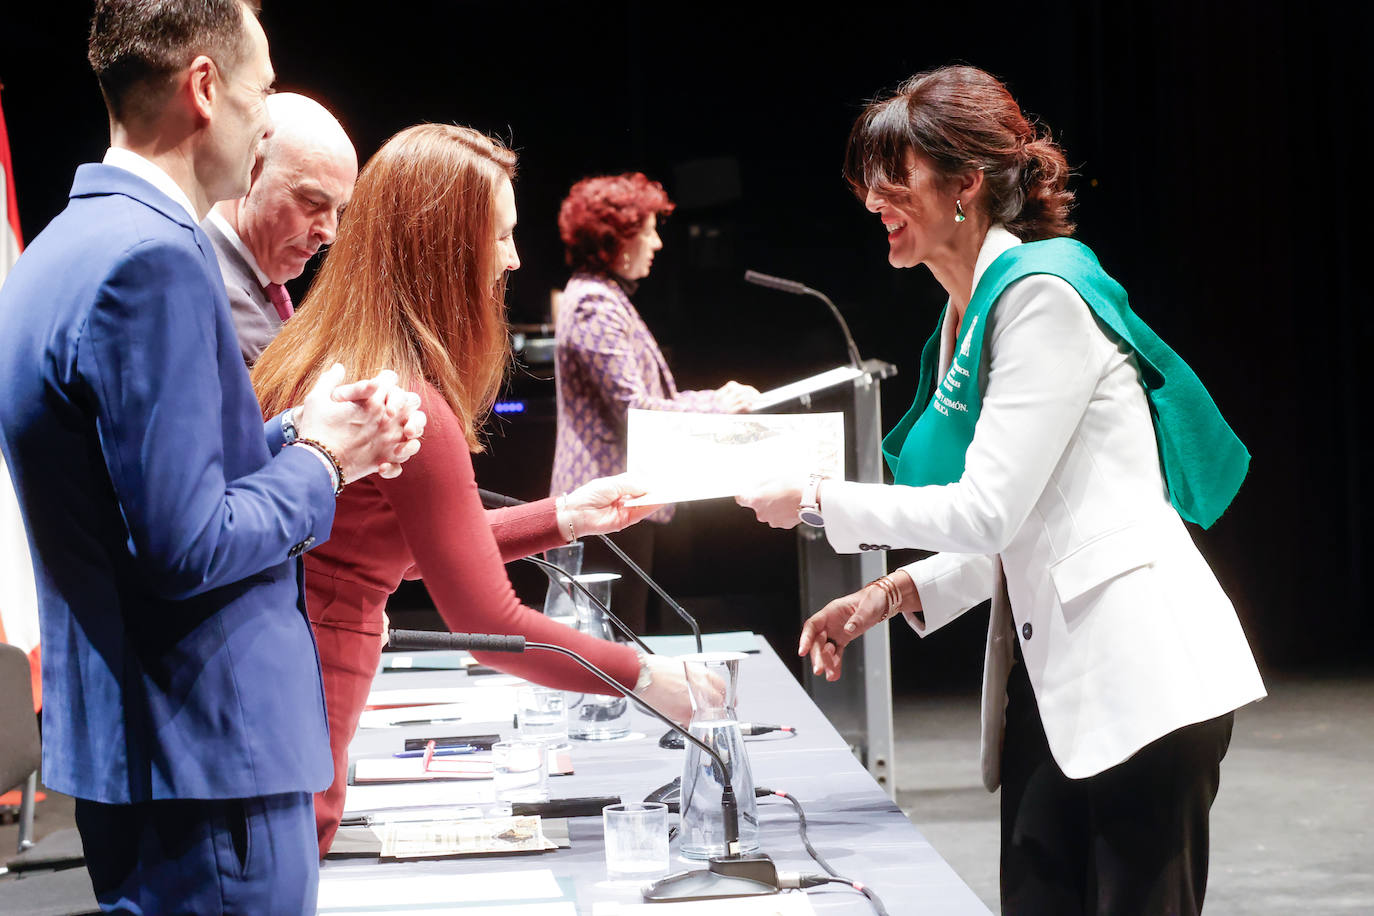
[797,585,891,681]
[561,473,662,537]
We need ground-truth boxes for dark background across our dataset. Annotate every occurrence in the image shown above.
[2,2,1369,687]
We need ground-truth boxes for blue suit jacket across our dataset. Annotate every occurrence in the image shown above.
[0,164,336,803]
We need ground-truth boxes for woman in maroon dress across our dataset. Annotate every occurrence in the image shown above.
[254,125,708,857]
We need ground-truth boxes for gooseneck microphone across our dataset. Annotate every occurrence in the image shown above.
[519,554,654,656]
[743,269,864,371]
[386,628,743,860]
[386,629,880,905]
[388,630,528,653]
[479,487,703,653]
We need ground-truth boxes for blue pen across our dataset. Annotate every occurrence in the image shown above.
[393,745,479,758]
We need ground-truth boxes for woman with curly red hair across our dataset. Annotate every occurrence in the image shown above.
[551,172,757,631]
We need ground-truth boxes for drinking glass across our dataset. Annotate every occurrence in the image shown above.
[603,802,670,882]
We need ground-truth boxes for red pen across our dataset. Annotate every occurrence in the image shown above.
[421,739,436,771]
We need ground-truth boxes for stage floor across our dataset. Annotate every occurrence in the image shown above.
[893,670,1374,913]
[5,671,1372,914]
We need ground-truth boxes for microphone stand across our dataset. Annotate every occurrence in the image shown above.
[387,629,781,901]
[520,554,655,656]
[479,487,703,653]
[744,270,864,372]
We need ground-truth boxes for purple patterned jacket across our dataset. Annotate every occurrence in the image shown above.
[551,272,728,523]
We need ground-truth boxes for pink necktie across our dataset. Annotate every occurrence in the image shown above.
[265,282,294,321]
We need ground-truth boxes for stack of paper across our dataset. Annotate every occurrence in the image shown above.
[351,756,492,783]
[317,868,571,914]
[343,779,498,817]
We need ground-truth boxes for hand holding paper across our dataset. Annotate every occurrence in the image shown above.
[558,473,662,535]
[624,410,843,506]
[734,478,807,530]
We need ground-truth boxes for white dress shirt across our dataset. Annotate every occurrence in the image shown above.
[204,209,270,287]
[102,148,199,224]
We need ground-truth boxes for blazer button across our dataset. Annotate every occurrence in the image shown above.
[288,536,317,559]
[1022,622,1033,640]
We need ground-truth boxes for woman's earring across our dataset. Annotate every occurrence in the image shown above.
[954,200,966,223]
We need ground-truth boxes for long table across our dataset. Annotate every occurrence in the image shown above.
[321,635,989,914]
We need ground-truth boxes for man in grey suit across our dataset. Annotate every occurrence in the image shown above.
[205,91,356,364]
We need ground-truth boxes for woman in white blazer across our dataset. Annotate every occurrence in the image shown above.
[739,66,1264,915]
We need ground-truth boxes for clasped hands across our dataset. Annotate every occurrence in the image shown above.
[294,363,427,483]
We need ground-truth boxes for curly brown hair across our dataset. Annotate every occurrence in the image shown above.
[558,172,675,274]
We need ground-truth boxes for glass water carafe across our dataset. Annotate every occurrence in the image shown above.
[679,651,759,859]
[566,572,631,740]
[540,542,584,626]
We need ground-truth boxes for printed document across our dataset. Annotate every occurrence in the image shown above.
[625,410,843,505]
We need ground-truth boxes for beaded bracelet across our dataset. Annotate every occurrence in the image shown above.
[865,574,903,620]
[292,437,345,496]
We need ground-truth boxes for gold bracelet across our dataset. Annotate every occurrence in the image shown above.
[557,493,577,543]
[865,574,902,620]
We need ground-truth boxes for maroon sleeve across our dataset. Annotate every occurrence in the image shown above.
[486,499,566,563]
[376,388,640,693]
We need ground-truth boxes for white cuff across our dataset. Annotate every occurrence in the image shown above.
[902,553,996,635]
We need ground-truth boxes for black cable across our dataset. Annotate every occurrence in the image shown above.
[756,787,837,877]
[805,876,890,916]
[754,787,889,915]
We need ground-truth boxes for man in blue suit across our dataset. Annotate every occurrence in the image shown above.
[0,2,424,911]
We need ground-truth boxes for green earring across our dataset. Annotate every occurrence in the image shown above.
[954,199,966,223]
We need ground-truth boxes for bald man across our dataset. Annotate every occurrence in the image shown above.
[205,91,357,364]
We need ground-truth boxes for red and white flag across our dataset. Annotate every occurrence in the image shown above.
[0,88,19,275]
[0,85,41,711]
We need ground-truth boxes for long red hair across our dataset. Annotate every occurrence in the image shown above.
[253,123,517,452]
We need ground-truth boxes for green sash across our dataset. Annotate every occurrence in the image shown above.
[881,238,1249,529]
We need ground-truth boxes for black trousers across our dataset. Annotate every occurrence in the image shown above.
[1000,658,1234,916]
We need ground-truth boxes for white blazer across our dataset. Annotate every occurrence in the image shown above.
[823,227,1265,787]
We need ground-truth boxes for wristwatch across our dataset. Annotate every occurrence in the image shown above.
[280,407,300,444]
[798,473,826,528]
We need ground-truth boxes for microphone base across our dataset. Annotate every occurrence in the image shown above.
[642,854,780,902]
